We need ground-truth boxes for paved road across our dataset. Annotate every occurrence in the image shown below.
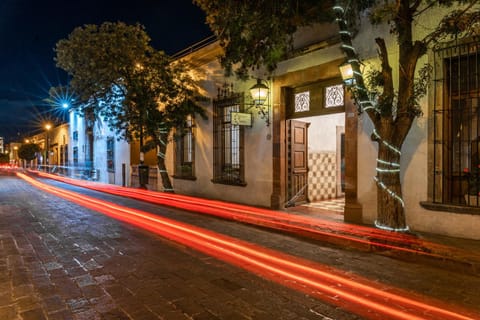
[1,174,480,319]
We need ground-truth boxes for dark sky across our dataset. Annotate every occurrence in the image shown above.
[0,0,212,142]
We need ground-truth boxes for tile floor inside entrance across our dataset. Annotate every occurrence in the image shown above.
[285,197,345,221]
[304,197,344,212]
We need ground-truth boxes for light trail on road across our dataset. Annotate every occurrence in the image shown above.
[33,171,472,260]
[19,172,479,320]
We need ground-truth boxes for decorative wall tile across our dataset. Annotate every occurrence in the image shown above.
[308,152,337,201]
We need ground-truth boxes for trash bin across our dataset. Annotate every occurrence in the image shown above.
[138,164,149,188]
[91,169,99,181]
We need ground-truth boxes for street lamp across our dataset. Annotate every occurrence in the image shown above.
[339,62,354,86]
[45,123,52,172]
[249,79,269,105]
[248,79,270,126]
[12,146,18,167]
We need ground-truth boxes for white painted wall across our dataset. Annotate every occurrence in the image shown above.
[171,45,273,207]
[69,111,87,170]
[296,113,345,153]
[69,111,130,186]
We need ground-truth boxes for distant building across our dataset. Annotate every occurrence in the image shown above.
[24,124,69,171]
[69,110,131,186]
[0,137,4,154]
[9,142,21,166]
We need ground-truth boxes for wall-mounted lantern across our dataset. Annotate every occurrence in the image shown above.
[247,79,270,126]
[339,62,354,86]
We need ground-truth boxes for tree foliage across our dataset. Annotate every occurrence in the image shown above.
[193,0,337,78]
[18,143,41,161]
[54,22,207,191]
[337,0,479,229]
[195,0,480,229]
[193,0,378,78]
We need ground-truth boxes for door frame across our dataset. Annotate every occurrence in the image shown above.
[269,60,362,222]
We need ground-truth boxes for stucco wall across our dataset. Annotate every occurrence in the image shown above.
[68,111,130,186]
[170,45,274,207]
[92,120,130,186]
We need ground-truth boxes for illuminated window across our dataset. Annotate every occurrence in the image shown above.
[174,115,195,179]
[295,91,310,112]
[325,84,344,108]
[212,90,245,185]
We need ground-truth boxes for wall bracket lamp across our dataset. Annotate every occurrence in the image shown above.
[247,79,270,127]
[339,61,354,86]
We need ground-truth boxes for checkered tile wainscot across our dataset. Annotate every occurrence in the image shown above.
[308,152,337,201]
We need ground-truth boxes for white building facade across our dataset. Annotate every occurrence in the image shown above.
[166,11,480,240]
[69,111,130,186]
[67,7,480,240]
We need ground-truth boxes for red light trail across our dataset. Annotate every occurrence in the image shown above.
[19,172,479,320]
[32,170,474,261]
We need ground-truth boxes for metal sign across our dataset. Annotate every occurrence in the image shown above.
[231,112,252,126]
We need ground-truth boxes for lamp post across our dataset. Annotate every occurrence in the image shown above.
[45,123,52,172]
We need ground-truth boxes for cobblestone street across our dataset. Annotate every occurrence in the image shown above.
[1,174,480,319]
[0,175,363,320]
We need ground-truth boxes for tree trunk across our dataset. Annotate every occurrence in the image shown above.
[375,143,407,230]
[156,138,174,193]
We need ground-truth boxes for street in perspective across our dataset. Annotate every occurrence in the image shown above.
[2,1,480,320]
[1,169,480,320]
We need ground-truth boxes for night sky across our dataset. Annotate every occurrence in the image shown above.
[0,0,212,142]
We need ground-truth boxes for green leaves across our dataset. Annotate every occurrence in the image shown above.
[55,22,151,103]
[193,0,333,78]
[54,21,207,151]
[18,143,41,161]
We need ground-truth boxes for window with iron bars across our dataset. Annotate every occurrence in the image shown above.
[64,144,68,166]
[212,89,246,186]
[432,38,480,207]
[107,137,114,172]
[60,145,64,166]
[73,146,78,165]
[174,115,195,179]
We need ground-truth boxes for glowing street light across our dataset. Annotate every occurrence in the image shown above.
[339,61,354,85]
[45,123,52,172]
